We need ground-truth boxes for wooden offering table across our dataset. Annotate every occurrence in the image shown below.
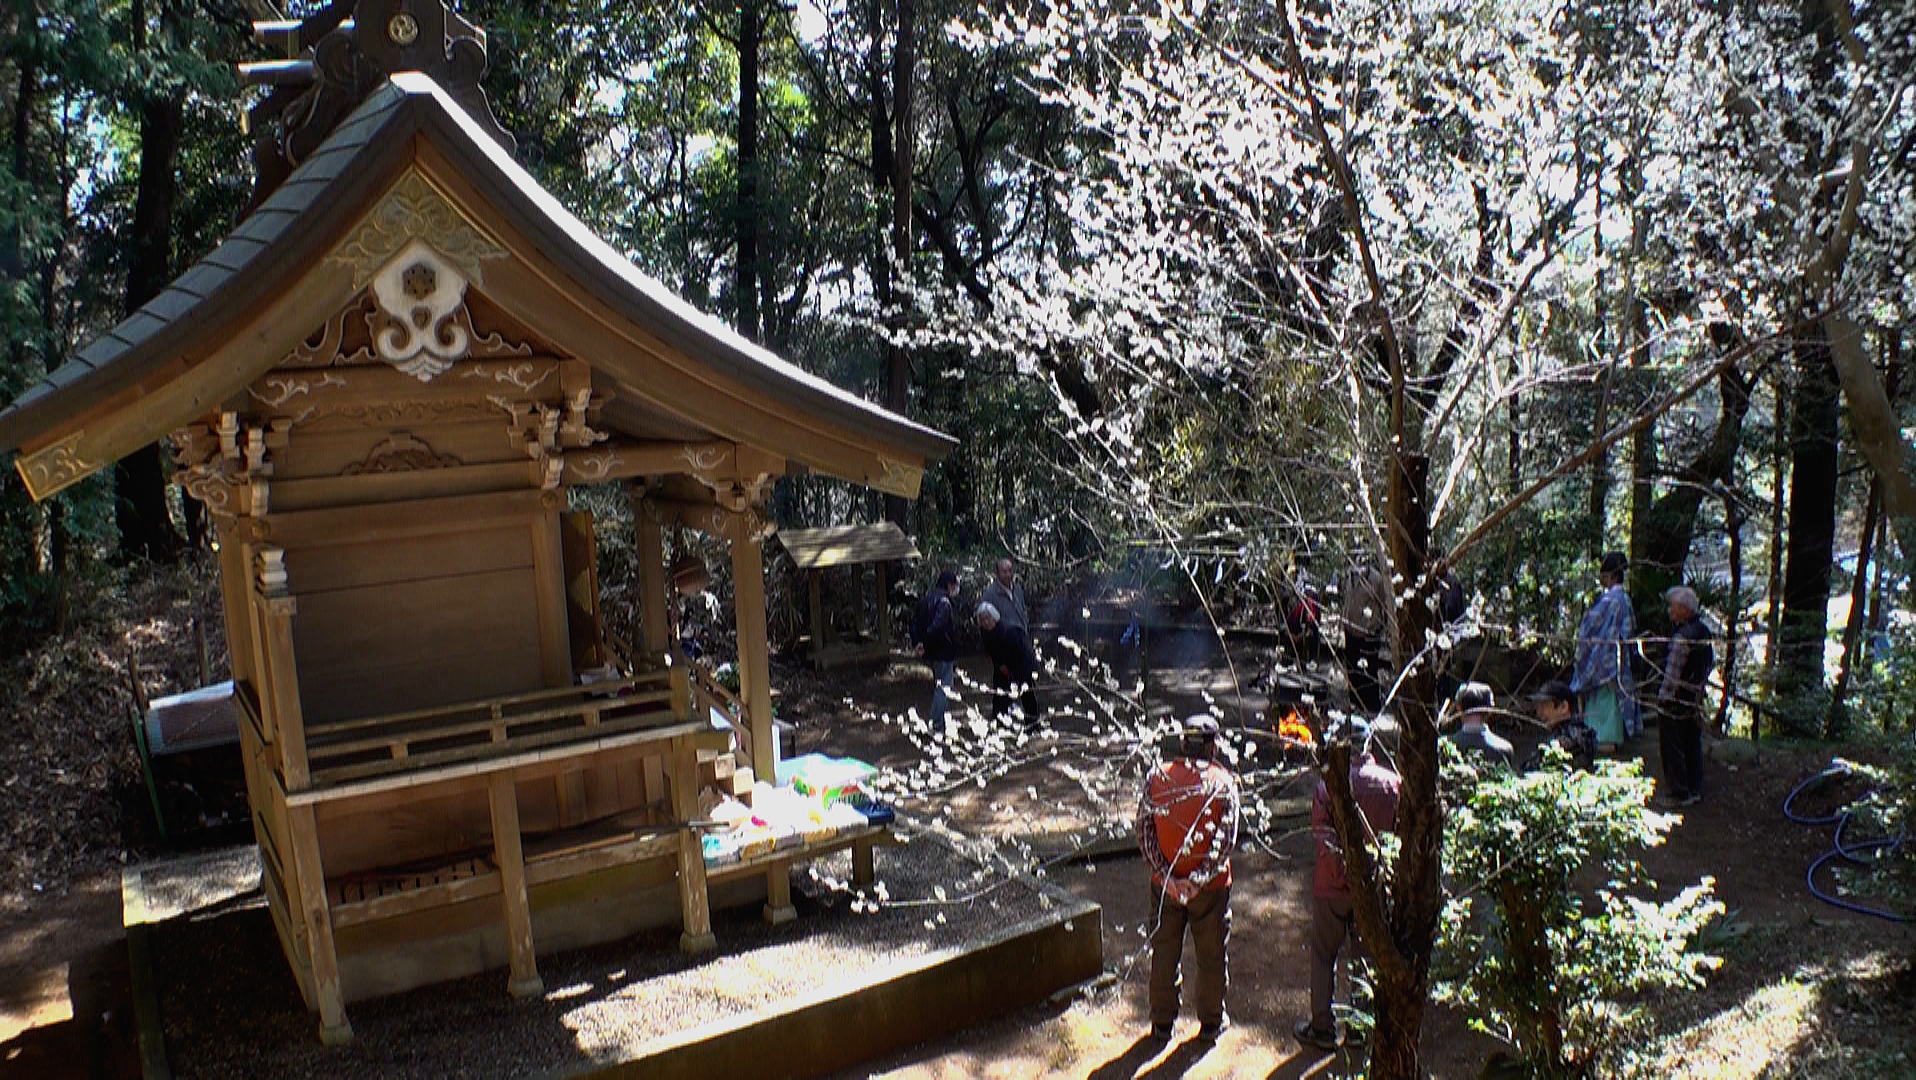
[237,639,735,1043]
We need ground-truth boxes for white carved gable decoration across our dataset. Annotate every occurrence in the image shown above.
[369,239,471,381]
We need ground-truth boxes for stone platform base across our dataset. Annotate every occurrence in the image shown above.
[125,831,1102,1079]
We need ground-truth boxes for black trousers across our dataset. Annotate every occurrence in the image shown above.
[991,669,1039,720]
[1344,633,1386,715]
[1659,705,1704,798]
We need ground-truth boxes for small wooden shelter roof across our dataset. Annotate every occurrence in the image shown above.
[777,523,920,571]
[0,73,953,501]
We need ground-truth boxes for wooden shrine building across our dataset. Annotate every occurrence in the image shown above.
[0,0,951,1044]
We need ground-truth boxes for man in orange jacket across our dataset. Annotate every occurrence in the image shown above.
[1136,715,1240,1042]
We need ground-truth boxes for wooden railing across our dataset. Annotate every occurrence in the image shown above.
[240,669,684,794]
[687,662,752,767]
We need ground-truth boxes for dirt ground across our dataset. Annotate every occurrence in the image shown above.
[1,625,1911,1079]
[781,645,1914,1080]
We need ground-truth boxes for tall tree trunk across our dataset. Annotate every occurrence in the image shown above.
[732,0,761,342]
[1375,449,1441,1079]
[1624,304,1656,590]
[882,0,914,527]
[115,0,184,562]
[1764,378,1789,675]
[2,51,46,599]
[1636,352,1754,601]
[1587,164,1611,553]
[1324,450,1439,1080]
[1778,328,1841,699]
[1827,476,1878,733]
[1719,484,1745,736]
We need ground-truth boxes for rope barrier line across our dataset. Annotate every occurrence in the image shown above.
[1782,762,1912,922]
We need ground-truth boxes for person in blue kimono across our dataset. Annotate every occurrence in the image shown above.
[1569,551,1640,751]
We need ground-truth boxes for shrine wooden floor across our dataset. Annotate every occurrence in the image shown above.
[124,831,1102,1079]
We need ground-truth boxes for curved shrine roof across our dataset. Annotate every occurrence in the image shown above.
[1,74,953,498]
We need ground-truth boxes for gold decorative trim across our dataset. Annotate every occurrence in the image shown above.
[458,360,550,393]
[250,371,347,409]
[282,302,357,367]
[16,431,103,500]
[566,448,625,484]
[342,433,464,475]
[327,170,508,289]
[872,456,922,498]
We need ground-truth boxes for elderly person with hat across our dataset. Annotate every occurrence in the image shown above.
[1570,551,1640,752]
[1656,586,1716,807]
[1445,682,1516,770]
[1136,715,1240,1042]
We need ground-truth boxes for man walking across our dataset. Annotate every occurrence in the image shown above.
[1137,716,1240,1042]
[1297,721,1401,1051]
[980,557,1040,719]
[981,557,1030,635]
[911,569,961,726]
[1656,586,1715,807]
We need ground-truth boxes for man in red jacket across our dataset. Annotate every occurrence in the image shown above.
[1297,721,1402,1051]
[1136,716,1240,1042]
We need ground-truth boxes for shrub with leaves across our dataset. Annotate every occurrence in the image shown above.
[1436,747,1724,1077]
[1843,736,1916,922]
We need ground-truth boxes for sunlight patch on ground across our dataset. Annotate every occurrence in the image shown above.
[1653,947,1913,1079]
[0,963,71,1043]
[1657,976,1818,1077]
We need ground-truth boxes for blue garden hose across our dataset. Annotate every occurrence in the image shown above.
[1783,763,1911,922]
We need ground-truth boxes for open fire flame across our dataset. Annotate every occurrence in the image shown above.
[1277,709,1314,747]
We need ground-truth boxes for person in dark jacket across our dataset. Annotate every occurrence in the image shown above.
[1433,554,1467,626]
[975,602,1039,722]
[912,569,962,725]
[1444,682,1516,770]
[1522,679,1597,771]
[1656,586,1715,807]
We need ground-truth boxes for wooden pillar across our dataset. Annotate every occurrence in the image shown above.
[217,525,257,687]
[728,512,776,784]
[670,662,692,723]
[529,500,574,688]
[874,562,890,646]
[764,864,796,925]
[808,570,827,653]
[286,804,350,1044]
[487,774,544,998]
[670,739,716,953]
[253,547,309,790]
[635,492,669,660]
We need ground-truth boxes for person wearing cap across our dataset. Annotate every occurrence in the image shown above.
[1445,682,1516,770]
[1522,679,1597,771]
[1297,720,1401,1052]
[1656,586,1715,807]
[975,602,1039,722]
[1570,551,1640,752]
[1136,716,1240,1042]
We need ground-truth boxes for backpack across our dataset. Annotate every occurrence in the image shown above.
[910,591,939,646]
